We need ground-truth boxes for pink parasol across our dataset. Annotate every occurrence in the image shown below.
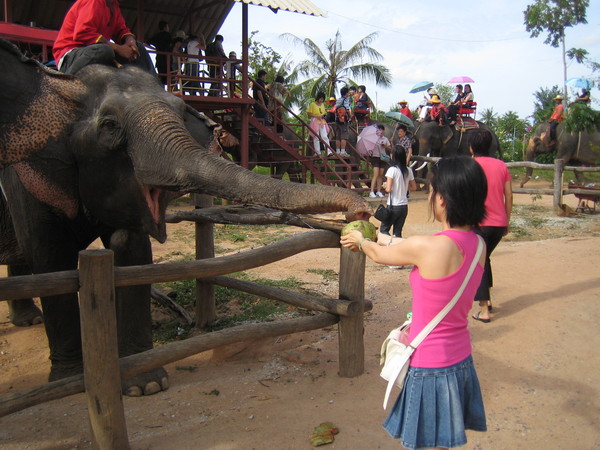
[448,76,474,83]
[356,125,381,157]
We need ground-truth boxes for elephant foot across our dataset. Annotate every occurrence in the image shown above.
[48,361,84,382]
[8,299,44,327]
[121,367,169,397]
[49,362,169,397]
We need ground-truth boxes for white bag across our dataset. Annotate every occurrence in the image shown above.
[379,236,484,409]
[380,319,413,409]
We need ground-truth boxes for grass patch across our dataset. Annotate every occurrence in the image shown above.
[152,272,312,342]
[307,268,337,281]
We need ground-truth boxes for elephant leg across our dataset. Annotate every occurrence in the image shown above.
[520,167,533,188]
[7,264,43,327]
[107,229,169,396]
[574,170,586,185]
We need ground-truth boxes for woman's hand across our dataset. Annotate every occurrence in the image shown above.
[340,230,363,251]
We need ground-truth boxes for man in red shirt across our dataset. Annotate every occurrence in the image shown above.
[397,100,412,120]
[547,95,565,144]
[53,0,155,75]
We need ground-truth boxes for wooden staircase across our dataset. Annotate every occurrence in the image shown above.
[208,100,372,192]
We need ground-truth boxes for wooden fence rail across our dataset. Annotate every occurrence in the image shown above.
[0,226,367,448]
[410,156,599,212]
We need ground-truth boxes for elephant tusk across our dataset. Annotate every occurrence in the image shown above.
[409,160,418,168]
[415,161,428,171]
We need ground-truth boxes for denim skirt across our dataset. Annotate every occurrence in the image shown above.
[383,355,486,449]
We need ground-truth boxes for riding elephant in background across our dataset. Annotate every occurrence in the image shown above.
[0,39,371,396]
[412,121,500,172]
[520,122,600,187]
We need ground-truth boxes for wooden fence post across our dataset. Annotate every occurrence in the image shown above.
[194,194,216,328]
[78,250,129,449]
[553,158,565,210]
[337,247,366,377]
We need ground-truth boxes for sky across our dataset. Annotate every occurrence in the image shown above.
[217,0,600,119]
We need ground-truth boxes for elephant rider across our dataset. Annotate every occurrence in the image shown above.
[447,84,465,125]
[397,100,413,120]
[53,0,155,76]
[427,96,448,126]
[547,95,565,145]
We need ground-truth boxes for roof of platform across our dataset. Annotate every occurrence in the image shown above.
[3,0,325,43]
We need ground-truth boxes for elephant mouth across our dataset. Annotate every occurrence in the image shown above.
[141,185,168,243]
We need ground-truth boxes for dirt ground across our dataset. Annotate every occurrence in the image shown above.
[1,180,600,449]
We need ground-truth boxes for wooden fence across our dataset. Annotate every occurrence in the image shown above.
[0,206,369,448]
[411,156,600,213]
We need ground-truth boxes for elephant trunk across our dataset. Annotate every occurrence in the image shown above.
[128,103,372,221]
[521,138,539,187]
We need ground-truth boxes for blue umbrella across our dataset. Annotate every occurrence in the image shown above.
[566,77,592,89]
[409,81,434,94]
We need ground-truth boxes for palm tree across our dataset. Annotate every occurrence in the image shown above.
[281,30,392,102]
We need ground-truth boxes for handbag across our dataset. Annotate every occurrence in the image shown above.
[379,235,484,409]
[373,182,395,223]
[374,203,391,222]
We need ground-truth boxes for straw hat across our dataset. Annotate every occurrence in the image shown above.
[430,96,441,104]
[327,97,336,103]
[398,99,408,104]
[554,95,564,100]
[175,30,187,40]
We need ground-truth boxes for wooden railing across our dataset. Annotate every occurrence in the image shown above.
[0,210,369,448]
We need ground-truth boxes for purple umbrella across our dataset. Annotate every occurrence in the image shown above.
[356,125,381,157]
[448,76,474,83]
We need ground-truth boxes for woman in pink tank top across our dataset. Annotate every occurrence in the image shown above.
[342,156,488,449]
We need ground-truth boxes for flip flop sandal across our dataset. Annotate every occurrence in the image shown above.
[472,312,491,323]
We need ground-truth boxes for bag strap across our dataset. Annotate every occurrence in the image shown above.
[408,235,484,349]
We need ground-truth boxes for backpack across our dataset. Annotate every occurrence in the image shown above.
[336,106,348,123]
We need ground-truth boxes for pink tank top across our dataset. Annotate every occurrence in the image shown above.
[408,230,483,368]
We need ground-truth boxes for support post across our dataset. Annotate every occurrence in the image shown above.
[337,247,366,377]
[553,158,565,210]
[78,250,129,449]
[194,194,216,328]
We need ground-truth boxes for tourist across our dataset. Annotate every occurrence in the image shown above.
[341,155,488,449]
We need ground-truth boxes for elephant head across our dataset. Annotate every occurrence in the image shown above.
[0,39,372,245]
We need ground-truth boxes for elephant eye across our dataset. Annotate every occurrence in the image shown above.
[99,116,120,132]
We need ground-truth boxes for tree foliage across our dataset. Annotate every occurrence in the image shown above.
[532,85,562,124]
[281,30,392,100]
[523,0,588,48]
[563,103,600,133]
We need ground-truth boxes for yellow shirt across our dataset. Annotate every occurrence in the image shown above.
[308,101,326,117]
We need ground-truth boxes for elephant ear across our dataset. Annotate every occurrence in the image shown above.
[0,38,87,169]
[441,125,454,145]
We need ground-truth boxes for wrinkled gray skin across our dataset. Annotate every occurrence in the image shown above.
[521,122,600,187]
[0,39,371,396]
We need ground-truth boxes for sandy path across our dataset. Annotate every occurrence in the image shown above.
[1,183,599,449]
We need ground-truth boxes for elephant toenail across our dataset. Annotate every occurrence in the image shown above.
[126,386,143,397]
[144,381,161,395]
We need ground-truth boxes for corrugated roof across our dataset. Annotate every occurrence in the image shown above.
[2,0,325,44]
[234,0,326,17]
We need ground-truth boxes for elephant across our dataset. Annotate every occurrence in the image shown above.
[0,39,371,396]
[520,122,600,187]
[412,121,500,171]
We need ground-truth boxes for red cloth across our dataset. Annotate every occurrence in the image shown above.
[399,106,412,119]
[476,157,511,227]
[53,0,133,64]
[550,104,565,122]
